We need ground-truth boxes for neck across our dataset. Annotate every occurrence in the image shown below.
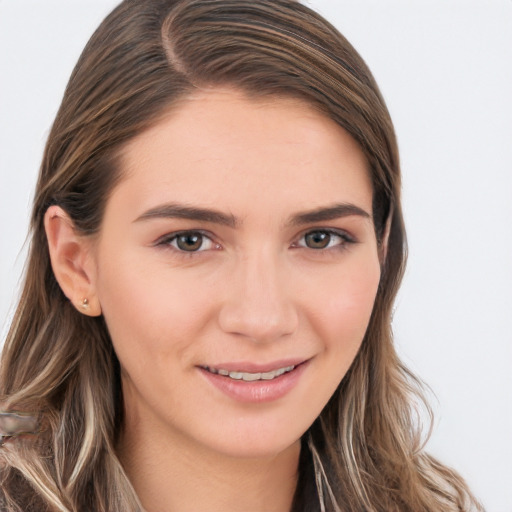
[117,413,300,512]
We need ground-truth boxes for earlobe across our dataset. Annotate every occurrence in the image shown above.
[44,206,102,316]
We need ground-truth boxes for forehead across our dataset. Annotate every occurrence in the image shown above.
[112,88,373,222]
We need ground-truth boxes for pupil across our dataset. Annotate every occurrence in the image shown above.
[177,233,202,251]
[306,231,330,249]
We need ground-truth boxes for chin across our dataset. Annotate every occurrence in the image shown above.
[192,420,306,460]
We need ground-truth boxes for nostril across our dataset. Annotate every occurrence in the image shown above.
[217,298,299,343]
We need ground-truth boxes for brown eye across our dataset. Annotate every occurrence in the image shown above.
[304,231,332,249]
[176,232,205,251]
[157,230,218,254]
[297,230,353,250]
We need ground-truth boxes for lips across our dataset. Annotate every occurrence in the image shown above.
[200,364,296,382]
[197,359,310,403]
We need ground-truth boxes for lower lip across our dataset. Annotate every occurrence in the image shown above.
[198,362,309,404]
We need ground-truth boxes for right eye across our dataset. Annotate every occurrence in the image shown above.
[158,231,218,252]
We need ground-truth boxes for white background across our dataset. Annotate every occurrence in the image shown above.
[1,1,511,510]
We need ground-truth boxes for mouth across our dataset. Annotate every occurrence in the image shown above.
[200,364,297,382]
[198,359,310,403]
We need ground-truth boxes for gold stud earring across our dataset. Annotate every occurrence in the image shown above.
[81,298,89,309]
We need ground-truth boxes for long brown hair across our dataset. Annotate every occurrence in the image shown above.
[0,1,483,510]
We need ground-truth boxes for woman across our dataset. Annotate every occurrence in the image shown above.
[0,0,483,510]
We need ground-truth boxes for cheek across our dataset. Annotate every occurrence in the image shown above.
[311,256,381,354]
[93,248,211,369]
[293,255,381,423]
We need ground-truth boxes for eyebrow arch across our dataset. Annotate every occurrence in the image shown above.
[134,203,239,228]
[287,203,371,226]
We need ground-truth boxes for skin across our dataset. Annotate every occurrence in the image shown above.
[45,89,382,512]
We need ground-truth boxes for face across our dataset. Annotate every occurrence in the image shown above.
[89,89,381,459]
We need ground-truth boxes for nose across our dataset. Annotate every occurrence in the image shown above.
[217,250,299,343]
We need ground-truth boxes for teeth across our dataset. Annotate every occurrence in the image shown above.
[204,365,296,381]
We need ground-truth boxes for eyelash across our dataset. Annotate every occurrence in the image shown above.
[155,228,356,256]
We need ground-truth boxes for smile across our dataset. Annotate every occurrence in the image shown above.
[201,365,296,382]
[198,360,310,403]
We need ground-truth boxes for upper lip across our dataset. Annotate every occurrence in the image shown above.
[198,358,309,373]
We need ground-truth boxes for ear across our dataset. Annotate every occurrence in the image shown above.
[379,205,393,266]
[44,206,102,316]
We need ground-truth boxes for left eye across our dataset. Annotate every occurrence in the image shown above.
[296,230,351,250]
[162,231,216,252]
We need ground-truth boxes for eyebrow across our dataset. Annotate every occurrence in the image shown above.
[286,203,371,227]
[134,202,370,227]
[134,203,239,227]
